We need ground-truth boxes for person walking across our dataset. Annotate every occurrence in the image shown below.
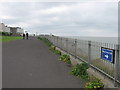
[26,33,29,39]
[23,33,25,39]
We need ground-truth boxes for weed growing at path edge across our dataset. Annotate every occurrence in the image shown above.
[59,54,71,64]
[85,77,104,90]
[70,63,89,80]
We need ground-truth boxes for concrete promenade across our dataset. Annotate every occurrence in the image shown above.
[2,37,86,88]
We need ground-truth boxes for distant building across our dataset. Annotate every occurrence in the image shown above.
[0,23,10,33]
[0,23,2,32]
[0,23,24,36]
[10,27,24,36]
[17,27,24,34]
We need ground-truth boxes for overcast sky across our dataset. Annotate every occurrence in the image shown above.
[0,0,118,36]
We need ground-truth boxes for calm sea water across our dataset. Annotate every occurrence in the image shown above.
[67,36,118,44]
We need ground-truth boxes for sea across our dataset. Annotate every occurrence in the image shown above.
[66,36,118,44]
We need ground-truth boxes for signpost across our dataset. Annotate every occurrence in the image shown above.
[101,47,115,63]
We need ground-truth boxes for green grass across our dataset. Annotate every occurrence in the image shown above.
[0,36,22,42]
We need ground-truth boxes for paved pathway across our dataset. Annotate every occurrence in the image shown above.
[2,37,86,88]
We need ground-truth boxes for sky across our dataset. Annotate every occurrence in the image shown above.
[0,0,118,37]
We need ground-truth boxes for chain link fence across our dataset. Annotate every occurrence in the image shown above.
[41,35,120,87]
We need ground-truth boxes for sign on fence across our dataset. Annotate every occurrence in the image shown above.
[101,47,115,63]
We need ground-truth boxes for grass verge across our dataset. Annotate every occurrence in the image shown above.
[0,36,22,42]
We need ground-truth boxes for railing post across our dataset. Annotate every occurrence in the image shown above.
[54,36,55,45]
[88,41,91,65]
[52,36,53,44]
[49,35,51,42]
[57,36,58,47]
[55,36,57,46]
[61,37,62,49]
[114,44,119,87]
[75,39,77,59]
[50,35,51,42]
[66,38,68,53]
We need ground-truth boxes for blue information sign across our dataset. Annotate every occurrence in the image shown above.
[101,47,115,63]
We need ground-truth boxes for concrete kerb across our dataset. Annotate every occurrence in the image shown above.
[55,47,116,88]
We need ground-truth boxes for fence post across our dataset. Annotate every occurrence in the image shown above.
[88,41,91,65]
[61,37,62,49]
[54,36,55,45]
[49,35,51,42]
[114,44,119,87]
[57,36,59,47]
[55,36,57,46]
[52,36,54,44]
[66,38,68,53]
[75,39,77,59]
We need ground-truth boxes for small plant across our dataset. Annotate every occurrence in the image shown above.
[85,78,104,90]
[71,63,89,79]
[38,37,43,40]
[54,50,61,55]
[59,54,71,64]
[49,45,56,52]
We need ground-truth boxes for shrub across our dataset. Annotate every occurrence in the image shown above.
[1,32,10,36]
[59,54,71,64]
[71,63,89,79]
[54,50,61,55]
[85,78,104,90]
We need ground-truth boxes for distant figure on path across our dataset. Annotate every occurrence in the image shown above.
[23,33,25,39]
[26,33,29,39]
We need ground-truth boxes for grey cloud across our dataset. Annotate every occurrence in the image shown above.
[0,2,118,36]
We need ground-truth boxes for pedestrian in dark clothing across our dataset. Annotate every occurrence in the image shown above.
[23,33,25,39]
[26,33,29,39]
